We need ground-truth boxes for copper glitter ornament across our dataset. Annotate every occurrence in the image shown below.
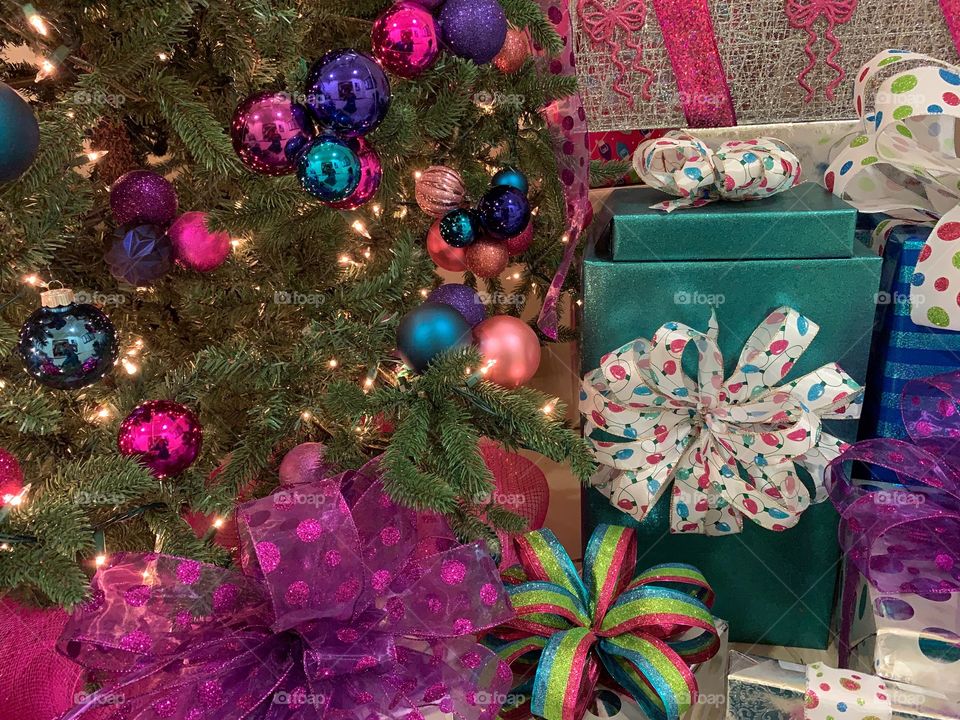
[415,165,466,218]
[465,239,509,278]
[493,28,530,74]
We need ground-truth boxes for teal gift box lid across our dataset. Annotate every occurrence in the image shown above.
[599,182,857,261]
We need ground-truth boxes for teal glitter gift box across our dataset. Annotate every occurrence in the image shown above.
[580,182,882,649]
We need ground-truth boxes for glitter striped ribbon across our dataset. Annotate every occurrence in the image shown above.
[490,526,720,720]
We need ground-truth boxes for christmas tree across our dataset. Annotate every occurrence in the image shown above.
[0,0,595,607]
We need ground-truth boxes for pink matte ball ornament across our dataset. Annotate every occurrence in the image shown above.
[426,218,468,271]
[372,2,441,79]
[473,315,541,388]
[169,211,231,272]
[117,400,203,478]
[279,442,332,486]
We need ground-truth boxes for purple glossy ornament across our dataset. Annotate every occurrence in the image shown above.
[230,91,314,176]
[169,211,231,272]
[372,2,440,79]
[478,185,530,239]
[105,224,173,286]
[326,138,382,210]
[427,283,486,326]
[439,0,508,65]
[304,49,391,137]
[117,400,202,478]
[109,170,178,226]
[278,442,333,486]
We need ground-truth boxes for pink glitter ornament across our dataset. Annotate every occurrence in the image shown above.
[372,2,440,79]
[278,442,331,486]
[169,212,231,272]
[0,448,24,504]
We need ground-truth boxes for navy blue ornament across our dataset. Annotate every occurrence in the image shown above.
[491,167,528,195]
[106,224,174,286]
[17,288,118,390]
[304,49,392,137]
[396,302,472,373]
[0,81,40,183]
[439,208,479,248]
[478,185,531,239]
[296,136,361,202]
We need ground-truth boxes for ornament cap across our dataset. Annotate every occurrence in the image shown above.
[40,287,75,308]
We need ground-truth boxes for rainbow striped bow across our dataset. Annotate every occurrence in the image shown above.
[489,525,720,720]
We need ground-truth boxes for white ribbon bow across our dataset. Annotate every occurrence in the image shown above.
[827,49,960,330]
[580,308,863,535]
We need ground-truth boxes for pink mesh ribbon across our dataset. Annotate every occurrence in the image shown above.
[826,370,960,665]
[535,0,593,340]
[784,0,859,102]
[57,457,515,720]
[576,0,654,107]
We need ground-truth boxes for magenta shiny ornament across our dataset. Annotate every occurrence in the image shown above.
[473,315,541,388]
[326,138,382,210]
[230,91,314,176]
[372,2,440,79]
[504,220,534,255]
[278,442,333,486]
[426,218,468,271]
[109,170,178,226]
[117,400,202,478]
[169,212,231,272]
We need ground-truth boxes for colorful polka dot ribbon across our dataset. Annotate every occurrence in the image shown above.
[488,525,720,720]
[803,663,892,720]
[827,49,960,330]
[581,307,863,535]
[634,131,802,212]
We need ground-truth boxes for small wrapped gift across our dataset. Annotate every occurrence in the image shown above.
[725,653,960,720]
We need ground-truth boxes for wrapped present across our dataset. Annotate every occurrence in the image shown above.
[580,181,882,648]
[572,4,959,130]
[725,653,960,720]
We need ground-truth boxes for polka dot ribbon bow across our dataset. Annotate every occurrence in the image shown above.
[827,49,960,330]
[56,457,515,720]
[580,307,863,535]
[488,525,720,720]
[633,131,802,212]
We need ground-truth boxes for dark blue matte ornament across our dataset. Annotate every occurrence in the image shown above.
[304,49,392,137]
[17,289,118,390]
[396,302,472,374]
[478,185,531,239]
[106,224,174,286]
[439,208,479,248]
[0,81,40,183]
[296,136,361,202]
[491,167,528,195]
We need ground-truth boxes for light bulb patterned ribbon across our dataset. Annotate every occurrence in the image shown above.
[634,132,802,212]
[827,49,960,330]
[581,307,863,535]
[488,525,719,720]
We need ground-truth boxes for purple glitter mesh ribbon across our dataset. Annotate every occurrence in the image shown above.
[826,371,960,664]
[535,0,594,340]
[57,458,515,720]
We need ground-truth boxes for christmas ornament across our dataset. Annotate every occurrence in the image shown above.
[465,238,509,278]
[427,283,485,326]
[0,448,24,504]
[426,219,468,271]
[415,165,466,217]
[117,400,203,478]
[491,166,528,195]
[169,211,231,272]
[410,0,445,8]
[473,315,541,387]
[0,81,39,183]
[396,302,472,373]
[439,207,478,248]
[326,137,381,210]
[278,442,332,486]
[304,49,391,137]
[296,136,361,203]
[109,170,178,226]
[504,220,533,255]
[17,287,118,391]
[438,0,508,65]
[478,185,530,239]
[492,27,530,74]
[230,91,315,176]
[371,2,440,79]
[105,223,174,286]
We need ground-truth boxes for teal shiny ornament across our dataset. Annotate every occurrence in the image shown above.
[396,302,472,373]
[439,208,479,248]
[491,167,528,195]
[296,136,361,203]
[0,81,39,183]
